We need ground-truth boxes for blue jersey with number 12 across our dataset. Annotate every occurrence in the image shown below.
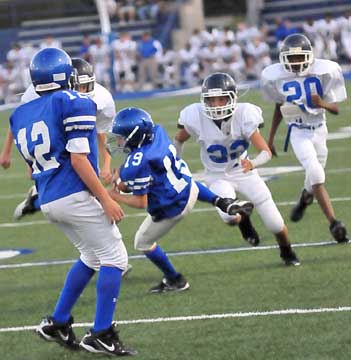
[120,125,192,220]
[10,89,98,205]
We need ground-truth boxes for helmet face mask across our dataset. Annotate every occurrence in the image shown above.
[279,34,314,75]
[110,107,154,154]
[71,58,95,96]
[201,73,237,121]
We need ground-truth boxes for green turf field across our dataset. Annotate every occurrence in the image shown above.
[1,84,351,360]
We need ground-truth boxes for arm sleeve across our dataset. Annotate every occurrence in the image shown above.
[323,64,347,103]
[241,104,264,139]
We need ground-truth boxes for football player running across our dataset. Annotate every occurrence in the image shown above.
[9,48,136,356]
[174,72,300,266]
[108,107,254,293]
[261,33,349,243]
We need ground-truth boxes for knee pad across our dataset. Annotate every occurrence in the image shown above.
[209,180,237,224]
[256,198,285,234]
[306,160,325,186]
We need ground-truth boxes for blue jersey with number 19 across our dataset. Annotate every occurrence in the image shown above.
[10,90,98,205]
[120,125,192,220]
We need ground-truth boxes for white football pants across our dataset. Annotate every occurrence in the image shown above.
[41,191,128,271]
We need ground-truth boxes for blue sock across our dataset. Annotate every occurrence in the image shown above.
[33,196,40,210]
[93,266,122,332]
[196,181,217,204]
[52,259,95,324]
[145,245,178,280]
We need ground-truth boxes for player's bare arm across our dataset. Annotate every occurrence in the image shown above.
[311,94,339,115]
[241,130,272,173]
[71,152,124,222]
[267,103,283,156]
[174,126,191,157]
[109,188,147,209]
[0,128,14,169]
[97,132,113,184]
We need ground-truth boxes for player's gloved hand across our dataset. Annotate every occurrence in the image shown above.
[101,197,124,223]
[214,197,254,217]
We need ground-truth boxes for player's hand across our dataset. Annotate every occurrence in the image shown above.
[311,94,323,108]
[241,159,253,173]
[0,152,11,169]
[101,197,124,223]
[99,165,112,184]
[268,141,278,157]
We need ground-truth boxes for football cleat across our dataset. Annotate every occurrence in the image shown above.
[280,248,301,266]
[290,189,314,222]
[36,315,80,350]
[330,220,349,243]
[149,273,190,293]
[238,215,260,246]
[214,197,254,217]
[13,185,39,220]
[80,322,137,356]
[122,263,133,278]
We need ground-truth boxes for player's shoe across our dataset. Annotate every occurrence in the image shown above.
[80,322,137,356]
[330,220,349,243]
[149,273,190,293]
[290,189,314,222]
[36,315,80,350]
[13,185,39,220]
[214,197,254,217]
[280,249,301,266]
[122,263,133,278]
[238,215,260,246]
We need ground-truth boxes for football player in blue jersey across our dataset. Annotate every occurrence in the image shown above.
[9,48,136,356]
[108,107,254,293]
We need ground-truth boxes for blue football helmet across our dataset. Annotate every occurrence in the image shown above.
[109,107,154,153]
[30,47,73,92]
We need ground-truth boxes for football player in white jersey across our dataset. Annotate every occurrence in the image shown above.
[261,33,348,243]
[174,72,300,266]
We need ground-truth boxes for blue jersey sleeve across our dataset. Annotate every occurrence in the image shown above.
[58,90,97,142]
[120,151,151,195]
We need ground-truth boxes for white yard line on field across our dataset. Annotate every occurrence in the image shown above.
[0,240,342,270]
[1,306,351,333]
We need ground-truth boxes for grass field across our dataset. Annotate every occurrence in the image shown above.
[1,84,351,360]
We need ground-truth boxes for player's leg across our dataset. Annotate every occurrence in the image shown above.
[289,128,316,222]
[208,179,260,246]
[134,182,199,293]
[236,171,300,266]
[40,191,136,355]
[13,184,40,220]
[312,126,348,242]
[196,180,254,217]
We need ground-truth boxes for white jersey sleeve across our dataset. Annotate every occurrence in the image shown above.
[317,60,347,103]
[21,84,40,104]
[178,103,202,138]
[92,83,116,133]
[232,103,264,140]
[261,63,286,104]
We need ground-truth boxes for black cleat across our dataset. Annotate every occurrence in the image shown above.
[238,215,260,246]
[290,189,314,222]
[280,249,301,266]
[36,315,80,350]
[80,322,137,356]
[330,220,349,243]
[149,273,190,293]
[13,185,39,220]
[214,197,254,217]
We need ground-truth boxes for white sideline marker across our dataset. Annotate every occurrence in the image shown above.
[1,306,351,333]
